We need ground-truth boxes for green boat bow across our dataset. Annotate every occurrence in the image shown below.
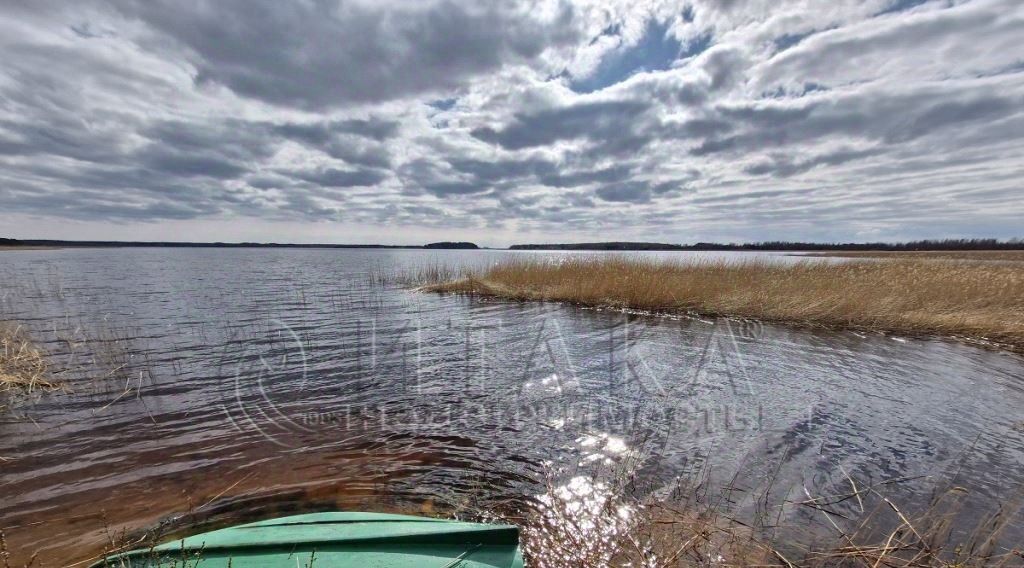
[94,512,525,568]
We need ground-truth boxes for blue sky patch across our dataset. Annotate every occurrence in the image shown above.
[427,98,457,111]
[874,0,931,17]
[773,31,815,52]
[570,19,710,94]
[761,82,829,99]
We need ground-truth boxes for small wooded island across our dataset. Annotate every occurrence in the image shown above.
[423,242,479,249]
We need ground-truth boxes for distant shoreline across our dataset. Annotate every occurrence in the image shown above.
[0,240,421,250]
[3,238,1023,252]
[509,239,1024,252]
[0,245,62,251]
[0,240,479,250]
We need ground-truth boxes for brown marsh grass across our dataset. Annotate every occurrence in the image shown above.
[421,257,1024,351]
[0,323,58,395]
[806,251,1024,262]
[502,441,1023,568]
[3,324,149,417]
[514,475,1024,567]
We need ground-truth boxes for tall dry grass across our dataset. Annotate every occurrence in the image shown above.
[807,251,1024,262]
[423,257,1024,351]
[498,437,1023,568]
[0,323,58,394]
[514,474,1024,567]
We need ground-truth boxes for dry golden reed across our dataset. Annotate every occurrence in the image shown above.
[520,479,1024,567]
[424,257,1024,351]
[0,323,58,393]
[808,250,1024,262]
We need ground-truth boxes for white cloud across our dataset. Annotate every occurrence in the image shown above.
[0,0,1022,244]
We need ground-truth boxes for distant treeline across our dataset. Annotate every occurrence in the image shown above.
[0,238,415,249]
[510,239,1024,251]
[511,242,689,251]
[0,238,480,250]
[424,241,479,249]
[4,237,1021,252]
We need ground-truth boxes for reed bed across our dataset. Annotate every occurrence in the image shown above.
[500,440,1023,568]
[0,323,58,394]
[515,478,1024,567]
[807,251,1024,262]
[421,257,1024,351]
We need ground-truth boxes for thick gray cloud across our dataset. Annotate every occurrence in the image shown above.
[274,119,397,167]
[539,165,634,188]
[471,100,653,151]
[744,148,881,178]
[596,182,652,204]
[1,0,1023,242]
[112,0,579,110]
[140,152,247,179]
[690,91,1022,157]
[287,167,387,188]
[273,118,400,145]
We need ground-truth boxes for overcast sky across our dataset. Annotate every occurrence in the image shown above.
[1,0,1022,245]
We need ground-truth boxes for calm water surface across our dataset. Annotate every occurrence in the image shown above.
[1,248,1022,565]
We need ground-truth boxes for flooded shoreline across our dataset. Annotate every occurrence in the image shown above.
[2,248,1023,566]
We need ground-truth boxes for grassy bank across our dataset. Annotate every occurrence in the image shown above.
[421,257,1024,351]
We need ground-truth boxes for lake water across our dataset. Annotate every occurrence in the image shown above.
[1,248,1022,565]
